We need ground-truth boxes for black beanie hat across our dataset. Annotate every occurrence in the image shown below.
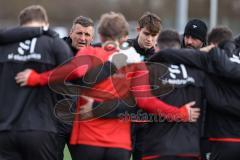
[184,19,207,43]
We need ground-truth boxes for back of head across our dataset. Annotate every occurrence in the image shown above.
[184,19,207,44]
[19,5,48,26]
[208,26,235,57]
[73,16,94,28]
[208,26,233,45]
[138,12,162,34]
[157,29,181,49]
[98,12,129,42]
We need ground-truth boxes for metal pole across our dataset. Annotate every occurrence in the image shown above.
[176,0,189,34]
[210,0,218,29]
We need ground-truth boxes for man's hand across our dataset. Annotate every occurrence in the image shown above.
[200,44,216,52]
[183,101,200,122]
[15,69,33,86]
[79,96,94,120]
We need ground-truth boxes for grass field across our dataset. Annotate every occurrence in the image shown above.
[63,146,72,160]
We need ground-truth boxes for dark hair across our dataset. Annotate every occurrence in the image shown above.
[157,29,181,49]
[73,16,94,27]
[98,12,129,41]
[18,5,48,25]
[138,12,162,34]
[208,26,233,45]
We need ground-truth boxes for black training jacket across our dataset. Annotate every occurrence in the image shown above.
[153,46,240,139]
[0,27,73,133]
[141,57,206,156]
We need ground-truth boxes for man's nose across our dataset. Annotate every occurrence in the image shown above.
[79,34,86,41]
[186,37,193,44]
[146,35,153,42]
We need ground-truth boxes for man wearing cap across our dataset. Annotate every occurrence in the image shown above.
[182,19,208,49]
[182,19,209,159]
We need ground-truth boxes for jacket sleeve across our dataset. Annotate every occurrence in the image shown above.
[150,48,208,68]
[27,55,93,86]
[0,27,43,44]
[27,53,117,87]
[151,48,240,80]
[208,48,240,80]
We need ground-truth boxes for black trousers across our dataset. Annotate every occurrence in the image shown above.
[0,131,57,160]
[55,121,79,160]
[70,144,131,160]
[145,156,200,160]
[200,137,212,160]
[132,123,146,160]
[210,141,240,160]
[158,156,200,160]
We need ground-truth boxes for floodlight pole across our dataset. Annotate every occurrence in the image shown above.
[176,0,189,34]
[210,0,218,29]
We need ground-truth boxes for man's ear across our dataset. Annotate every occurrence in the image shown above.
[69,25,75,37]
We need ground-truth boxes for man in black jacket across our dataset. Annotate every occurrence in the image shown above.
[152,28,240,160]
[182,19,208,49]
[181,18,209,159]
[0,15,95,160]
[128,12,162,160]
[63,16,94,55]
[142,29,205,160]
[200,27,239,160]
[0,5,72,160]
[127,12,161,61]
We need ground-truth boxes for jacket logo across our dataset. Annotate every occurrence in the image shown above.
[169,64,187,79]
[18,40,31,55]
[8,38,41,61]
[229,54,240,64]
[162,64,195,85]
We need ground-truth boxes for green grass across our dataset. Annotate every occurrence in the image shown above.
[63,146,72,160]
